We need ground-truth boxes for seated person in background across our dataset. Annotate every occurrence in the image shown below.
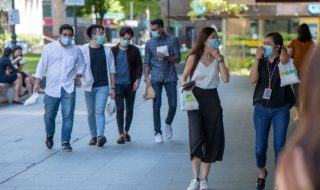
[0,48,23,104]
[12,46,34,97]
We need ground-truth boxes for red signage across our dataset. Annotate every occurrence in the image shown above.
[43,18,53,26]
[102,19,114,26]
[256,0,319,2]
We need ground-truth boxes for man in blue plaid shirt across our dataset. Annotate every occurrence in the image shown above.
[144,19,181,143]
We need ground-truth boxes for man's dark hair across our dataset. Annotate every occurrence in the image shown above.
[86,24,104,39]
[14,46,22,52]
[59,24,74,35]
[3,47,12,57]
[119,27,134,37]
[150,19,164,28]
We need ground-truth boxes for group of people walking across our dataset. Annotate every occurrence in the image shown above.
[1,18,317,190]
[33,19,181,152]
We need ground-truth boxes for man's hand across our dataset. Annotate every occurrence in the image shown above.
[110,89,115,99]
[133,79,140,91]
[157,52,167,60]
[74,74,82,85]
[33,83,41,93]
[5,66,11,75]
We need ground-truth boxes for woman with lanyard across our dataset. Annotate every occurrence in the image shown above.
[249,32,295,190]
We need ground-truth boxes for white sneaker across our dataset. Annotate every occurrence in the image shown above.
[165,123,173,140]
[187,178,200,190]
[154,133,163,143]
[200,178,209,190]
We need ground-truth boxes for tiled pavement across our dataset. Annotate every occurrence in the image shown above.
[0,76,296,190]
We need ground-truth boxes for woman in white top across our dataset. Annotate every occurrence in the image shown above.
[181,27,229,190]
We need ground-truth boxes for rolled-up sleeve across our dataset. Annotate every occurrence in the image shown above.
[172,37,181,62]
[76,48,86,75]
[144,42,151,68]
[35,46,49,80]
[107,48,116,73]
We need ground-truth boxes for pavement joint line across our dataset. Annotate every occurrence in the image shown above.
[0,132,91,185]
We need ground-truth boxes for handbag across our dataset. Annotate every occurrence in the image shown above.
[278,58,300,87]
[143,81,156,100]
[179,88,199,111]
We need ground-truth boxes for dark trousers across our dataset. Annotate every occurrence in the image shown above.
[151,81,177,135]
[187,87,224,163]
[115,84,136,135]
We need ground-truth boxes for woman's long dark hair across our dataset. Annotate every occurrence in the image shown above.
[187,27,216,77]
[297,23,312,42]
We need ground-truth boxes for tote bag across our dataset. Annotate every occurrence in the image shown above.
[179,89,199,111]
[278,58,300,87]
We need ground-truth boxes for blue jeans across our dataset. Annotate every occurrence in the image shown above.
[84,86,109,137]
[151,81,177,135]
[253,103,290,168]
[44,88,76,144]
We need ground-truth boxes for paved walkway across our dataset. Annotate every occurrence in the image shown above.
[0,76,296,190]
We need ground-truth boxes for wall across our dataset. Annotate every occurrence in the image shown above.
[15,0,43,35]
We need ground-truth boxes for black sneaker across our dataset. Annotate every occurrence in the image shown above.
[116,136,125,144]
[88,137,97,145]
[124,134,131,142]
[45,136,53,149]
[97,136,107,147]
[62,143,72,152]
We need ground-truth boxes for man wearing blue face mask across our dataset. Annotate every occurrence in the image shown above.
[81,24,116,147]
[144,18,181,143]
[111,27,143,144]
[34,24,86,152]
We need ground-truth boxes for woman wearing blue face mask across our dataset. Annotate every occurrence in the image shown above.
[249,32,296,190]
[181,27,229,190]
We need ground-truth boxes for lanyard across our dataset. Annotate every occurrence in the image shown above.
[266,58,279,89]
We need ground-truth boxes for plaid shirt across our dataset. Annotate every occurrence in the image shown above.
[144,34,181,82]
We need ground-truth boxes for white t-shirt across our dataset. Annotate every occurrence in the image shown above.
[191,59,220,89]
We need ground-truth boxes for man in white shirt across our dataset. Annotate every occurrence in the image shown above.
[33,24,86,152]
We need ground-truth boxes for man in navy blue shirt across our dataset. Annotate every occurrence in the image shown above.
[144,19,181,143]
[111,27,143,144]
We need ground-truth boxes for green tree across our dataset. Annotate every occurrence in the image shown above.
[188,0,248,19]
[82,0,124,24]
[0,9,8,49]
[120,0,160,20]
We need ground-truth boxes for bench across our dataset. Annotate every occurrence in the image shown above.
[0,83,15,103]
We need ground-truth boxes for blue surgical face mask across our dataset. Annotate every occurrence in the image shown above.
[263,45,273,57]
[60,36,72,46]
[151,31,160,39]
[210,39,220,49]
[120,39,130,47]
[96,35,105,45]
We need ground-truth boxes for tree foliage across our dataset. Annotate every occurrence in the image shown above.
[0,9,8,49]
[120,0,160,20]
[188,0,248,19]
[82,0,124,24]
